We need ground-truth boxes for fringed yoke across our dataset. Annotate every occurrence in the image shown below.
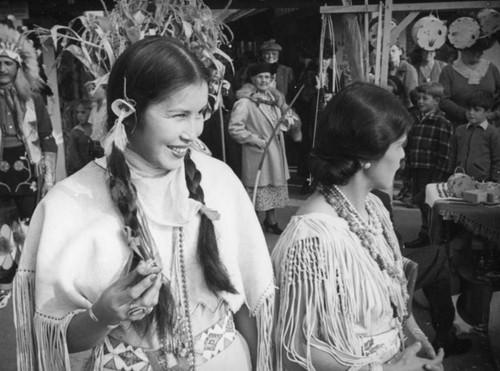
[272,194,407,370]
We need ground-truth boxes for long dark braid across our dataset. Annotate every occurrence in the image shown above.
[104,36,236,340]
[107,145,176,339]
[184,150,237,294]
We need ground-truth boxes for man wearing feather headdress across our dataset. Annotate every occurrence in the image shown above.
[0,23,57,309]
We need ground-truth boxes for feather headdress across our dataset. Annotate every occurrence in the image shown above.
[0,24,43,99]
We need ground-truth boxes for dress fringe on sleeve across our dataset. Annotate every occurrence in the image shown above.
[254,290,275,371]
[272,212,406,371]
[13,268,37,370]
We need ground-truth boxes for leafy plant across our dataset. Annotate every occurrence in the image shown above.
[34,0,233,85]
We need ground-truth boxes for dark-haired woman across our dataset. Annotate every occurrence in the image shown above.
[439,41,500,128]
[14,37,274,371]
[272,83,444,371]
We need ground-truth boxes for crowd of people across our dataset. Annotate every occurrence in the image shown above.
[0,10,498,371]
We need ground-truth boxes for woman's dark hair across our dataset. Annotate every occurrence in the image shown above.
[106,36,210,132]
[309,82,411,186]
[106,36,236,339]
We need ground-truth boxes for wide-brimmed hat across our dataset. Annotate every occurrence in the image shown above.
[248,62,276,77]
[260,39,282,52]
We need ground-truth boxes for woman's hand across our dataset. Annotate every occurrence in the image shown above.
[253,138,267,149]
[91,259,163,325]
[387,342,444,371]
[408,327,437,359]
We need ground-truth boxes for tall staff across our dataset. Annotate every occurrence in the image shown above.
[252,85,305,206]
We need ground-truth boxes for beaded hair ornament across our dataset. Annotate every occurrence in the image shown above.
[103,77,135,156]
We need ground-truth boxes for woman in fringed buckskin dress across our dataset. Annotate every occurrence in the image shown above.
[272,83,445,371]
[14,37,274,371]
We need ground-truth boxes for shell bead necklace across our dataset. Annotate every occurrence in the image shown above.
[320,184,408,322]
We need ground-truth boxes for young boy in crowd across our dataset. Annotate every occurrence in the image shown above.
[66,100,104,175]
[406,82,453,248]
[450,90,500,183]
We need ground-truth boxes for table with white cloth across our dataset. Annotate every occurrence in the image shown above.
[426,183,500,370]
[426,182,500,246]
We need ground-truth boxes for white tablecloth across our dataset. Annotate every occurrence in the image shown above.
[425,182,462,208]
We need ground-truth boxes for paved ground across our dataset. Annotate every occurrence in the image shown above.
[0,179,497,370]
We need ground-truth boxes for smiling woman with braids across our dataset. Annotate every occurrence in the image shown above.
[14,37,275,371]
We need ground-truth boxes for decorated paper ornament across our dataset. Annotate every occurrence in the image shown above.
[412,15,448,51]
[448,17,481,49]
[477,8,500,37]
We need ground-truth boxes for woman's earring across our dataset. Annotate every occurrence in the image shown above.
[362,163,372,170]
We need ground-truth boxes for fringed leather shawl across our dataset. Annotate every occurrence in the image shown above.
[272,194,407,370]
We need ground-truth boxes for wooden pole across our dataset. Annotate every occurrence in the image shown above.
[312,15,327,150]
[391,11,420,44]
[364,0,370,81]
[41,42,67,182]
[218,107,226,163]
[252,85,305,206]
[380,0,393,87]
[374,3,383,85]
[321,1,500,14]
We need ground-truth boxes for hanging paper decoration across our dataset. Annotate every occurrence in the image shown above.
[411,15,448,51]
[447,17,481,49]
[369,18,397,48]
[477,8,500,37]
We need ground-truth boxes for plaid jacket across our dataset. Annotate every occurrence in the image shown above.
[407,109,453,181]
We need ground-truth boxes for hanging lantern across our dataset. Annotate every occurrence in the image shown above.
[477,9,500,37]
[448,17,481,49]
[411,15,448,51]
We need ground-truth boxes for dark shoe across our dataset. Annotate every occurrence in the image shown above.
[263,220,283,235]
[433,337,472,358]
[401,196,417,208]
[394,187,411,201]
[405,236,430,249]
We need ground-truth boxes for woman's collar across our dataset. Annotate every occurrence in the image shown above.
[124,148,169,179]
[452,58,489,84]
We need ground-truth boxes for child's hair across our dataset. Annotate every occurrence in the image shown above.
[106,36,236,338]
[465,90,495,111]
[75,99,91,110]
[309,82,411,185]
[415,82,444,100]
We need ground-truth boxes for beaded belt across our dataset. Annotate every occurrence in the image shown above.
[102,310,236,371]
[360,327,401,363]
